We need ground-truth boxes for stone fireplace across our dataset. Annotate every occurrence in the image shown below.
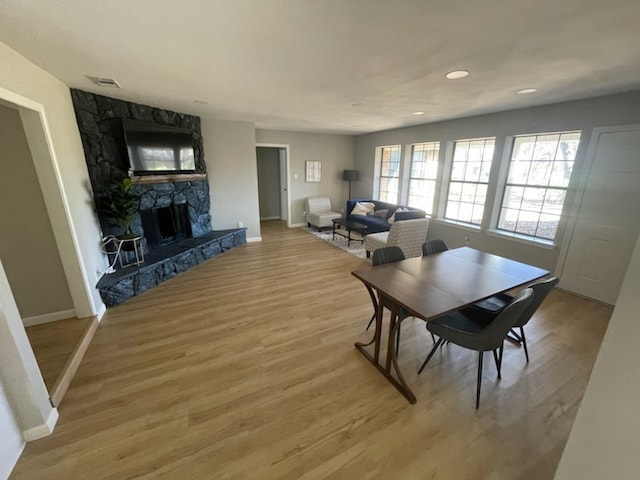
[70,89,246,306]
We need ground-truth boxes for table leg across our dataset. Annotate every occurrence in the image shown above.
[354,289,417,405]
[388,315,416,404]
[332,222,337,241]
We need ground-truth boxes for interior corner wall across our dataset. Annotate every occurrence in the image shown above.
[0,104,73,319]
[354,90,640,271]
[255,130,356,225]
[201,119,261,239]
[0,40,104,317]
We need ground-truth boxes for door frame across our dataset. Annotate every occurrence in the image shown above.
[555,124,640,280]
[256,143,291,227]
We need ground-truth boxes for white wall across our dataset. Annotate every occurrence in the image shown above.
[554,233,640,479]
[202,119,262,240]
[0,40,104,317]
[0,381,23,480]
[255,130,355,225]
[354,91,640,271]
[0,104,73,319]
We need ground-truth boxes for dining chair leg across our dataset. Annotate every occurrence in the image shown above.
[520,326,530,362]
[418,337,443,374]
[366,313,375,330]
[492,350,501,379]
[476,351,484,410]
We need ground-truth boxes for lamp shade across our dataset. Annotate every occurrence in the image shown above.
[343,170,360,181]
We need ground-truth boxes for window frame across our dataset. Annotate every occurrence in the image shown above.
[442,137,496,227]
[494,130,581,242]
[407,142,440,215]
[377,145,402,204]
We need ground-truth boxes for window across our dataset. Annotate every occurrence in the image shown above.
[498,131,580,240]
[445,138,495,225]
[408,142,440,214]
[378,146,401,203]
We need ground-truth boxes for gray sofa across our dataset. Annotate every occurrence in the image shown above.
[345,199,426,234]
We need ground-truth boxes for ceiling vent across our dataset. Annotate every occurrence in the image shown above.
[87,76,121,88]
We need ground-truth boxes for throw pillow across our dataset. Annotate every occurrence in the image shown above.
[350,201,375,216]
[372,209,389,219]
[388,207,409,224]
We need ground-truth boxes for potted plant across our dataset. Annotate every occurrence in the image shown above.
[96,176,141,240]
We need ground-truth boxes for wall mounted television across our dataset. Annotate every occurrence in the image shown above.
[122,119,196,175]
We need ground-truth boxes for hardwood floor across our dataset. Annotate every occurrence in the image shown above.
[25,316,90,391]
[11,221,612,479]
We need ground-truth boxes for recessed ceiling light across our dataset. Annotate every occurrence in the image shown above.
[516,88,537,95]
[352,103,364,108]
[413,111,425,115]
[446,70,469,80]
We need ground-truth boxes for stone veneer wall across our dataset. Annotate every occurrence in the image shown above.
[70,89,212,244]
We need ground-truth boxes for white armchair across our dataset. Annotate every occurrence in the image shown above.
[305,196,341,231]
[364,218,429,258]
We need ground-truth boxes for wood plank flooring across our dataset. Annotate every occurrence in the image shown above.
[11,221,612,479]
[25,316,90,391]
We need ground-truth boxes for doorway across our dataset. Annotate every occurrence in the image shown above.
[558,125,640,304]
[0,103,84,403]
[256,145,290,225]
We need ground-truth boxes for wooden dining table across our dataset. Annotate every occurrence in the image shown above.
[351,247,549,404]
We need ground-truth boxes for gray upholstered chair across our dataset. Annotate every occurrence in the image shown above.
[422,239,448,256]
[365,218,429,259]
[466,277,559,362]
[305,196,341,231]
[418,288,534,409]
[365,246,407,354]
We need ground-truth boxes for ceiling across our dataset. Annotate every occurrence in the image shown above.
[1,0,640,134]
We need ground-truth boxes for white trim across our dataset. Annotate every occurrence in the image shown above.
[247,236,263,243]
[256,143,292,227]
[290,222,307,228]
[22,309,76,327]
[95,303,106,322]
[260,216,280,221]
[22,408,58,441]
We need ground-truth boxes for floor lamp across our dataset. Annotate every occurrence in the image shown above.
[343,170,360,200]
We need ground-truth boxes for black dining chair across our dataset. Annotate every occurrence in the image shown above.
[422,239,448,256]
[466,277,559,362]
[364,246,408,354]
[418,288,534,409]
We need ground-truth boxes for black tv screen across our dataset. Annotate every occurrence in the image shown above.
[122,119,196,175]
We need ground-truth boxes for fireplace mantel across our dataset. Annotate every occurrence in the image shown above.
[132,173,207,184]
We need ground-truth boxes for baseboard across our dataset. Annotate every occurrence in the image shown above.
[260,216,280,221]
[95,303,107,322]
[22,309,76,327]
[22,408,59,441]
[50,316,99,406]
[290,222,307,228]
[247,237,263,243]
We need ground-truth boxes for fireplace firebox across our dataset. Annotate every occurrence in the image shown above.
[141,202,192,249]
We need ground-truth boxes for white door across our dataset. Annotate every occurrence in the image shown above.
[559,126,640,305]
